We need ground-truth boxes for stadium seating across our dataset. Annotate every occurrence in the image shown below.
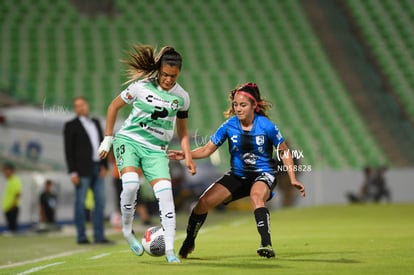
[346,0,414,121]
[0,0,391,168]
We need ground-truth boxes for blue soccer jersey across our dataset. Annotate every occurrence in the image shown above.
[210,114,284,177]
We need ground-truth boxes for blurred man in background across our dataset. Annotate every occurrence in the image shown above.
[63,96,111,244]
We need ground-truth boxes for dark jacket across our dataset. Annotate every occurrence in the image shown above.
[63,117,107,176]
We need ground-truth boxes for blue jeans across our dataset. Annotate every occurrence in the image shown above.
[74,163,105,242]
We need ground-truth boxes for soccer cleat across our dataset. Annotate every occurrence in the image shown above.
[257,245,276,258]
[165,250,181,263]
[178,239,195,259]
[125,232,144,256]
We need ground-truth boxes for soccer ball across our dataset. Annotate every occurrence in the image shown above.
[142,226,165,256]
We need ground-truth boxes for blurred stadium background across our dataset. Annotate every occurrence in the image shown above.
[1,0,414,230]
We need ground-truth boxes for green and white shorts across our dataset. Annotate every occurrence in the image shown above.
[113,134,171,182]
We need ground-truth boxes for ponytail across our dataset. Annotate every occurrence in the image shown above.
[122,44,182,84]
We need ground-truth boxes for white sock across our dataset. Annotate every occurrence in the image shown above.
[120,172,140,240]
[153,180,175,252]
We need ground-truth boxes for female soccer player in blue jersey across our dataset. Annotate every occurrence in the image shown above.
[168,82,305,259]
[98,44,196,263]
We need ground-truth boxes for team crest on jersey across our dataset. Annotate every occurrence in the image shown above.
[256,135,265,146]
[171,99,179,110]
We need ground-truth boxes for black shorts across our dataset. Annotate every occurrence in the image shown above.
[216,171,277,204]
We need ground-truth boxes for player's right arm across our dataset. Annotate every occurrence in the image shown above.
[104,95,126,136]
[99,95,126,159]
[191,141,218,159]
[168,141,218,160]
[168,118,228,160]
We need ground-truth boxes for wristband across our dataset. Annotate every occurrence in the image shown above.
[98,136,114,154]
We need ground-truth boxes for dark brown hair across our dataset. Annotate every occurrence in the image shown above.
[223,82,272,118]
[122,44,182,84]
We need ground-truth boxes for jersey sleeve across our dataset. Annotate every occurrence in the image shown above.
[210,119,229,147]
[269,123,285,146]
[119,82,140,104]
[174,85,190,118]
[177,90,190,118]
[179,89,190,112]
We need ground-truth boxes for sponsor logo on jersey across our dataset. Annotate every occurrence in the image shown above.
[242,152,258,165]
[139,122,148,129]
[145,94,170,104]
[126,91,133,100]
[151,106,169,120]
[139,122,164,135]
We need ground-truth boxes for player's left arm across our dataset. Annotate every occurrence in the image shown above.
[278,141,306,197]
[176,117,197,176]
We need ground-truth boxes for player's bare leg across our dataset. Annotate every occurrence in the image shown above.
[179,183,231,258]
[251,181,275,258]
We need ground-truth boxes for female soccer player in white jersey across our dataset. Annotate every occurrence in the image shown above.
[168,82,305,259]
[98,44,196,263]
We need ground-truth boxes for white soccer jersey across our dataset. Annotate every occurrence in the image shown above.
[116,78,190,151]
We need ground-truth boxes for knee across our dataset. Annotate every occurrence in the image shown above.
[122,183,139,194]
[250,192,265,208]
[195,196,212,213]
[121,172,140,193]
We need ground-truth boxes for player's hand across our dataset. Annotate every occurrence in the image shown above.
[186,159,197,176]
[167,150,185,160]
[291,180,306,197]
[98,136,114,159]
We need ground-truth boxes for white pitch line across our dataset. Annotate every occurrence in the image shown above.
[16,261,65,275]
[230,219,248,227]
[0,249,86,269]
[88,253,112,260]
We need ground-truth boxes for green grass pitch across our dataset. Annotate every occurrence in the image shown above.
[0,203,413,275]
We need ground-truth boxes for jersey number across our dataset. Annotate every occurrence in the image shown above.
[115,144,125,159]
